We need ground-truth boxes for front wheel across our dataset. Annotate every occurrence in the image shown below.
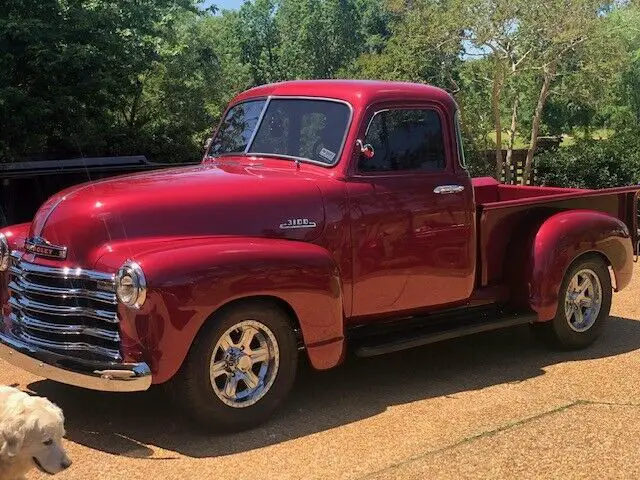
[532,255,612,350]
[167,301,298,432]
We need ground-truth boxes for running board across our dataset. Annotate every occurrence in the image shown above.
[353,312,538,358]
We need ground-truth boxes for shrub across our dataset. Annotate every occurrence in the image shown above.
[536,134,640,189]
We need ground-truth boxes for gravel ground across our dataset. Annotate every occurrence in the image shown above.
[3,266,640,479]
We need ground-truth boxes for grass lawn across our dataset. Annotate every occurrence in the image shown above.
[485,128,613,149]
[486,131,530,149]
[560,128,613,146]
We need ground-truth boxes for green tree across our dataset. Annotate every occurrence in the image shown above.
[355,0,395,55]
[124,9,225,162]
[3,0,639,174]
[237,0,281,84]
[0,0,197,161]
[537,133,640,188]
[460,0,533,179]
[277,0,362,79]
[519,0,613,184]
[345,0,464,88]
[600,4,640,131]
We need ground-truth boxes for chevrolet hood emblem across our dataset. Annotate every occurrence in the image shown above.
[24,237,68,260]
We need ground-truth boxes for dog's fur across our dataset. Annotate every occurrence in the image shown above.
[0,386,71,479]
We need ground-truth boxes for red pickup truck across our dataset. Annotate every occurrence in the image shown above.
[1,80,639,431]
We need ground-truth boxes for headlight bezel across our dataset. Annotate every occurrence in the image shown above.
[115,260,147,309]
[0,233,10,272]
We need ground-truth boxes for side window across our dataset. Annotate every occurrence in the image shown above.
[359,108,447,173]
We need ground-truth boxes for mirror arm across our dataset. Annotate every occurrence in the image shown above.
[356,139,375,159]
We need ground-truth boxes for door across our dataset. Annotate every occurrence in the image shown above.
[348,104,475,318]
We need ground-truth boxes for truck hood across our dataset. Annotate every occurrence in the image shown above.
[27,159,327,266]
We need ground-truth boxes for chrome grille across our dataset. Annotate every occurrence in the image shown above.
[7,252,121,361]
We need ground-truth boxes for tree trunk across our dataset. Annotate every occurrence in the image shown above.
[127,78,144,132]
[492,61,504,180]
[505,96,518,184]
[522,64,556,185]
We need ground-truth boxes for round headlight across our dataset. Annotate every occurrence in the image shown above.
[0,233,10,272]
[116,261,147,309]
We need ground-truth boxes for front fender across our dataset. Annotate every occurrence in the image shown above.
[0,223,31,310]
[1,223,31,251]
[527,210,632,321]
[95,237,345,384]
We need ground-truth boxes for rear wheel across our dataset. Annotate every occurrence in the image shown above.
[532,255,612,350]
[166,301,298,432]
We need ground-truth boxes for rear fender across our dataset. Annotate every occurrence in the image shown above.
[521,210,632,321]
[95,237,345,384]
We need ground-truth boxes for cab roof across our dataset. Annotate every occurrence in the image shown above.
[230,79,457,111]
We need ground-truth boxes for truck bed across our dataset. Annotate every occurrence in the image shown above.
[472,177,640,288]
[472,176,586,204]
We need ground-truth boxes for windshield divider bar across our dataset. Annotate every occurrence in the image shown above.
[244,96,272,154]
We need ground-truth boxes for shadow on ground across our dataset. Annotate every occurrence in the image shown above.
[27,316,640,459]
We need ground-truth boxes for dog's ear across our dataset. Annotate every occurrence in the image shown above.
[0,430,25,458]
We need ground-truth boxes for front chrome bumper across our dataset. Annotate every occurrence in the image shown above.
[0,330,151,392]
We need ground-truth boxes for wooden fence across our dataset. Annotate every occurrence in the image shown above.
[500,156,538,185]
[476,149,536,185]
[478,137,561,185]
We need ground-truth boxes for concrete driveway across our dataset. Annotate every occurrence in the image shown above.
[4,268,640,480]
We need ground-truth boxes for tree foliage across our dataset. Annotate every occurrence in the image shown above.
[1,0,639,181]
[537,132,640,188]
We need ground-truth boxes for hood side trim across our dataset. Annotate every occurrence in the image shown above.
[36,195,67,237]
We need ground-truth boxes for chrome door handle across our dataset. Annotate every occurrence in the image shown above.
[434,185,465,194]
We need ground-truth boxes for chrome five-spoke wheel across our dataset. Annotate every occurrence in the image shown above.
[564,268,603,333]
[532,254,612,350]
[210,320,280,408]
[168,301,298,431]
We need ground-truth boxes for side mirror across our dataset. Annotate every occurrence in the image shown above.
[356,139,375,159]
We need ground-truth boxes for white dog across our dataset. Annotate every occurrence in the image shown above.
[0,386,71,479]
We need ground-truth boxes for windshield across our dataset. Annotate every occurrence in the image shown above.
[207,98,351,165]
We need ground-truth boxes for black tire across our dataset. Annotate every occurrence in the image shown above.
[165,301,298,432]
[531,254,612,350]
